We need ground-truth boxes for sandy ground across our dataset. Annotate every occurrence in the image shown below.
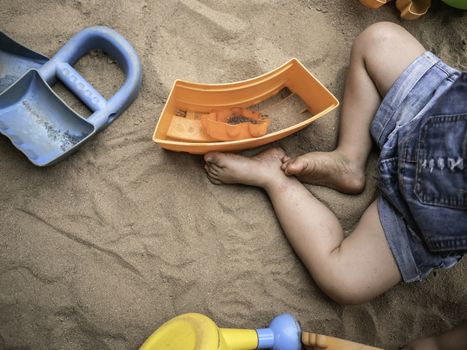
[0,1,466,349]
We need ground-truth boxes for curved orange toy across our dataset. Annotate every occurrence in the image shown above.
[153,58,339,154]
[200,108,271,141]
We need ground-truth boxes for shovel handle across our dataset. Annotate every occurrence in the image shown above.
[56,62,107,112]
[39,26,142,130]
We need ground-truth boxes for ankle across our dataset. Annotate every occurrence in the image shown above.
[326,149,366,194]
[333,148,366,174]
[263,175,297,194]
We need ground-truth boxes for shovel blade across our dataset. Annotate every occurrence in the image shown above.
[0,32,48,94]
[0,70,94,166]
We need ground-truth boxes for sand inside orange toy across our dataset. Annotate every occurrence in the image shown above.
[200,107,271,141]
[165,88,313,143]
[166,107,270,142]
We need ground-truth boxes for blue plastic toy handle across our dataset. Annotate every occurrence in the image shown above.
[38,26,142,130]
[256,313,301,350]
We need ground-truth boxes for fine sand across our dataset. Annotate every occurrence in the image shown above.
[0,1,466,349]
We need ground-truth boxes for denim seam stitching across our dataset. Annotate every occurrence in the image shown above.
[413,113,467,209]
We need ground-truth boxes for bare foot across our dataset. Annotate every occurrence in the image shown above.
[281,150,365,194]
[204,147,288,189]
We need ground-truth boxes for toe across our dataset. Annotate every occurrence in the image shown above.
[205,163,221,176]
[204,163,213,174]
[285,158,307,175]
[280,160,289,171]
[208,165,219,176]
[204,152,226,167]
[207,174,223,185]
[209,162,223,173]
[270,147,286,158]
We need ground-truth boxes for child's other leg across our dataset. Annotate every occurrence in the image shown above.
[282,22,425,193]
[404,321,467,350]
[204,148,400,305]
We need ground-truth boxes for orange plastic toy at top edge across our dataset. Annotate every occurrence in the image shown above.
[200,108,271,141]
[396,0,431,20]
[359,0,390,9]
[153,58,339,154]
[360,0,431,19]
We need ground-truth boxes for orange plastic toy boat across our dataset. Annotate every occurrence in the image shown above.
[153,58,339,154]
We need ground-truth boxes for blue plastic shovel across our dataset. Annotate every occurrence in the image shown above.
[0,32,49,94]
[0,26,142,166]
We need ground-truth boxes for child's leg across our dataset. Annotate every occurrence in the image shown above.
[204,148,400,305]
[204,23,428,304]
[403,321,467,350]
[282,22,425,194]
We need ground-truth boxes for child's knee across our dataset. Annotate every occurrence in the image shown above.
[325,285,368,305]
[353,21,407,55]
[316,271,371,305]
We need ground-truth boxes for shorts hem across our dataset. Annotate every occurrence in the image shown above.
[377,196,421,283]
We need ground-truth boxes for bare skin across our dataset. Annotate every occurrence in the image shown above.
[204,147,287,188]
[205,147,399,304]
[281,150,365,194]
[282,22,426,194]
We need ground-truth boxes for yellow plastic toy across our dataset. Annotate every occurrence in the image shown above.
[139,313,383,350]
[153,58,339,154]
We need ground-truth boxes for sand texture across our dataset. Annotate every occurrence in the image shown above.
[0,1,466,349]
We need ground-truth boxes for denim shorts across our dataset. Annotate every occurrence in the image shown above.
[370,52,466,283]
